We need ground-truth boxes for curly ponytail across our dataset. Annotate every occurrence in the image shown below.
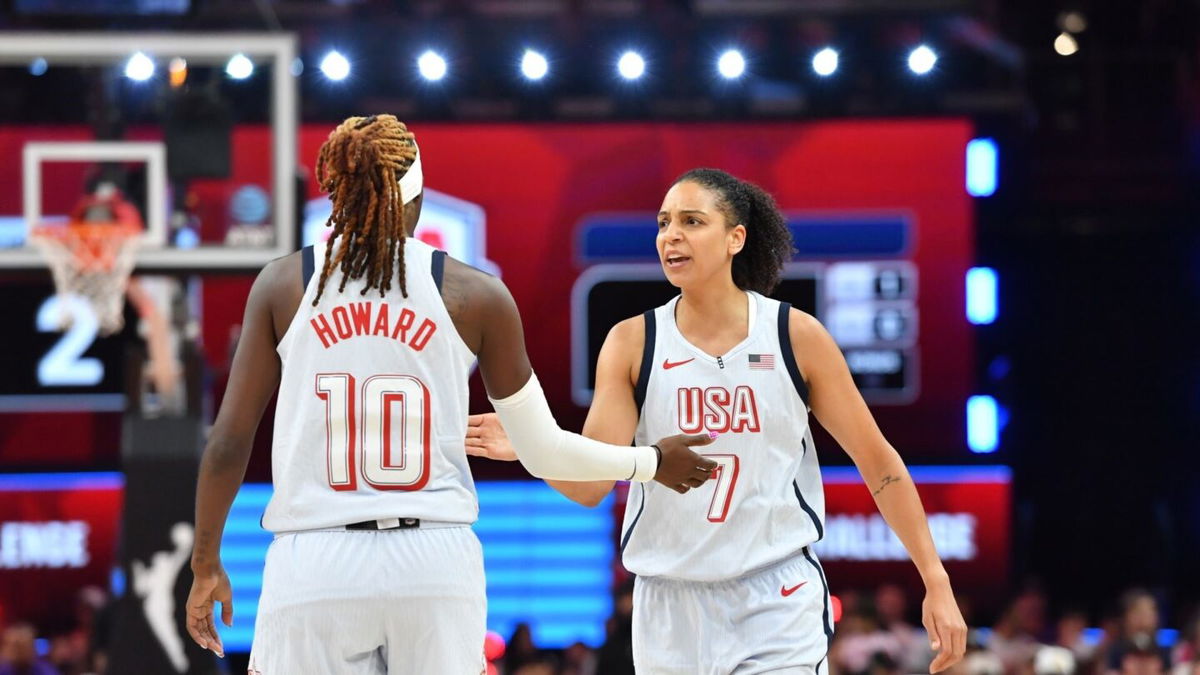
[674,168,794,295]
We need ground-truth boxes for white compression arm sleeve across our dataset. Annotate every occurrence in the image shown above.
[488,373,659,482]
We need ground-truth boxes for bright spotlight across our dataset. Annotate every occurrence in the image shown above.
[320,51,350,81]
[225,53,254,80]
[717,49,746,79]
[417,50,448,81]
[617,51,645,80]
[124,52,155,82]
[907,45,937,75]
[812,47,839,77]
[1054,32,1079,56]
[29,57,48,76]
[521,50,549,81]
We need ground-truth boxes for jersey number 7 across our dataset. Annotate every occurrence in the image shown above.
[315,373,432,492]
[704,454,740,522]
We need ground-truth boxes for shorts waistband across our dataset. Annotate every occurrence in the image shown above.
[273,519,469,536]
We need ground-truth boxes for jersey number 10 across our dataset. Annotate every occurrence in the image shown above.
[315,373,432,491]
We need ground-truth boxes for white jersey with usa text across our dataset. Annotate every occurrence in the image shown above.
[261,237,479,533]
[621,291,825,582]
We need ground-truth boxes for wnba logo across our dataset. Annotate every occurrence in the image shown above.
[677,386,761,434]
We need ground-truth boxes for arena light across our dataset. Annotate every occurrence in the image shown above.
[717,49,746,79]
[29,57,47,76]
[617,51,645,80]
[167,57,186,87]
[289,57,304,76]
[966,138,998,197]
[966,267,998,325]
[812,47,838,77]
[520,49,548,81]
[225,53,254,80]
[124,51,155,81]
[417,50,447,82]
[907,45,937,75]
[967,395,999,453]
[319,50,350,81]
[1054,32,1079,56]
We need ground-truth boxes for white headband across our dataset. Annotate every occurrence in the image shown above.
[399,142,423,205]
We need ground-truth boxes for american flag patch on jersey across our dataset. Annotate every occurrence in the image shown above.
[749,353,775,370]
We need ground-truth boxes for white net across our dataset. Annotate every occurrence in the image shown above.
[31,223,140,336]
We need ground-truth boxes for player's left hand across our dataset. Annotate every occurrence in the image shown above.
[466,413,518,461]
[922,579,967,673]
[186,565,233,658]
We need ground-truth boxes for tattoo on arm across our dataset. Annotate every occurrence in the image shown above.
[872,474,901,496]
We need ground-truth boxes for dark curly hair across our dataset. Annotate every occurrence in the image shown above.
[673,168,795,295]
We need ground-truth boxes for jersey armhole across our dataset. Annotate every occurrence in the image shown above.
[301,244,315,290]
[632,309,656,419]
[431,249,447,292]
[777,302,811,409]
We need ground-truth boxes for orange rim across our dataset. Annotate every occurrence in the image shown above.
[32,222,141,272]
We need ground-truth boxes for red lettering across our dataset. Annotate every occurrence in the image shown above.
[730,386,761,433]
[391,308,415,342]
[310,314,338,349]
[677,387,704,434]
[348,302,372,336]
[373,304,391,336]
[703,387,731,434]
[409,319,437,351]
[331,306,353,340]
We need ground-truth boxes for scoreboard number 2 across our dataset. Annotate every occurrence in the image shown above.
[36,295,103,387]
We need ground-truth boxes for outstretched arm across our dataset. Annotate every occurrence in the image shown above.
[473,274,715,487]
[541,317,645,506]
[186,262,285,657]
[789,309,967,674]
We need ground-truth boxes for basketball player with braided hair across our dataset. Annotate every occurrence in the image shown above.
[184,115,717,674]
[468,168,968,674]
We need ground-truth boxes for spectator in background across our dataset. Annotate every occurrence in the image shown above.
[988,590,1048,673]
[560,641,596,675]
[1170,610,1200,675]
[595,580,635,675]
[876,583,930,671]
[0,623,60,675]
[1056,608,1099,671]
[831,596,906,675]
[1107,590,1169,675]
[1119,636,1167,675]
[505,623,541,674]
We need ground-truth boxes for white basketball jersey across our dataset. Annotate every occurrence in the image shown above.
[621,291,825,581]
[262,237,479,533]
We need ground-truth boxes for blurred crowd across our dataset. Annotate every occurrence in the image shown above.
[490,583,1200,675]
[2,583,1197,675]
[0,587,110,675]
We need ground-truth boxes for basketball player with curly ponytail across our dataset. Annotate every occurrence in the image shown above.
[185,117,718,673]
[470,168,968,674]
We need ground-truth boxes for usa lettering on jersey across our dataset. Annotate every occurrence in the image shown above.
[676,386,761,434]
[309,301,438,351]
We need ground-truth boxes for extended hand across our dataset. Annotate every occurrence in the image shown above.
[185,566,233,658]
[466,413,519,461]
[652,433,718,493]
[923,582,968,673]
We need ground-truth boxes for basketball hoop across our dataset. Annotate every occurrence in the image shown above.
[31,221,141,335]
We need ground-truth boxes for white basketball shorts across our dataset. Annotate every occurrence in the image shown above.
[632,547,833,675]
[247,525,486,675]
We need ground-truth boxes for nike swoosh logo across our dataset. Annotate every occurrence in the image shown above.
[781,582,807,597]
[662,358,695,370]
